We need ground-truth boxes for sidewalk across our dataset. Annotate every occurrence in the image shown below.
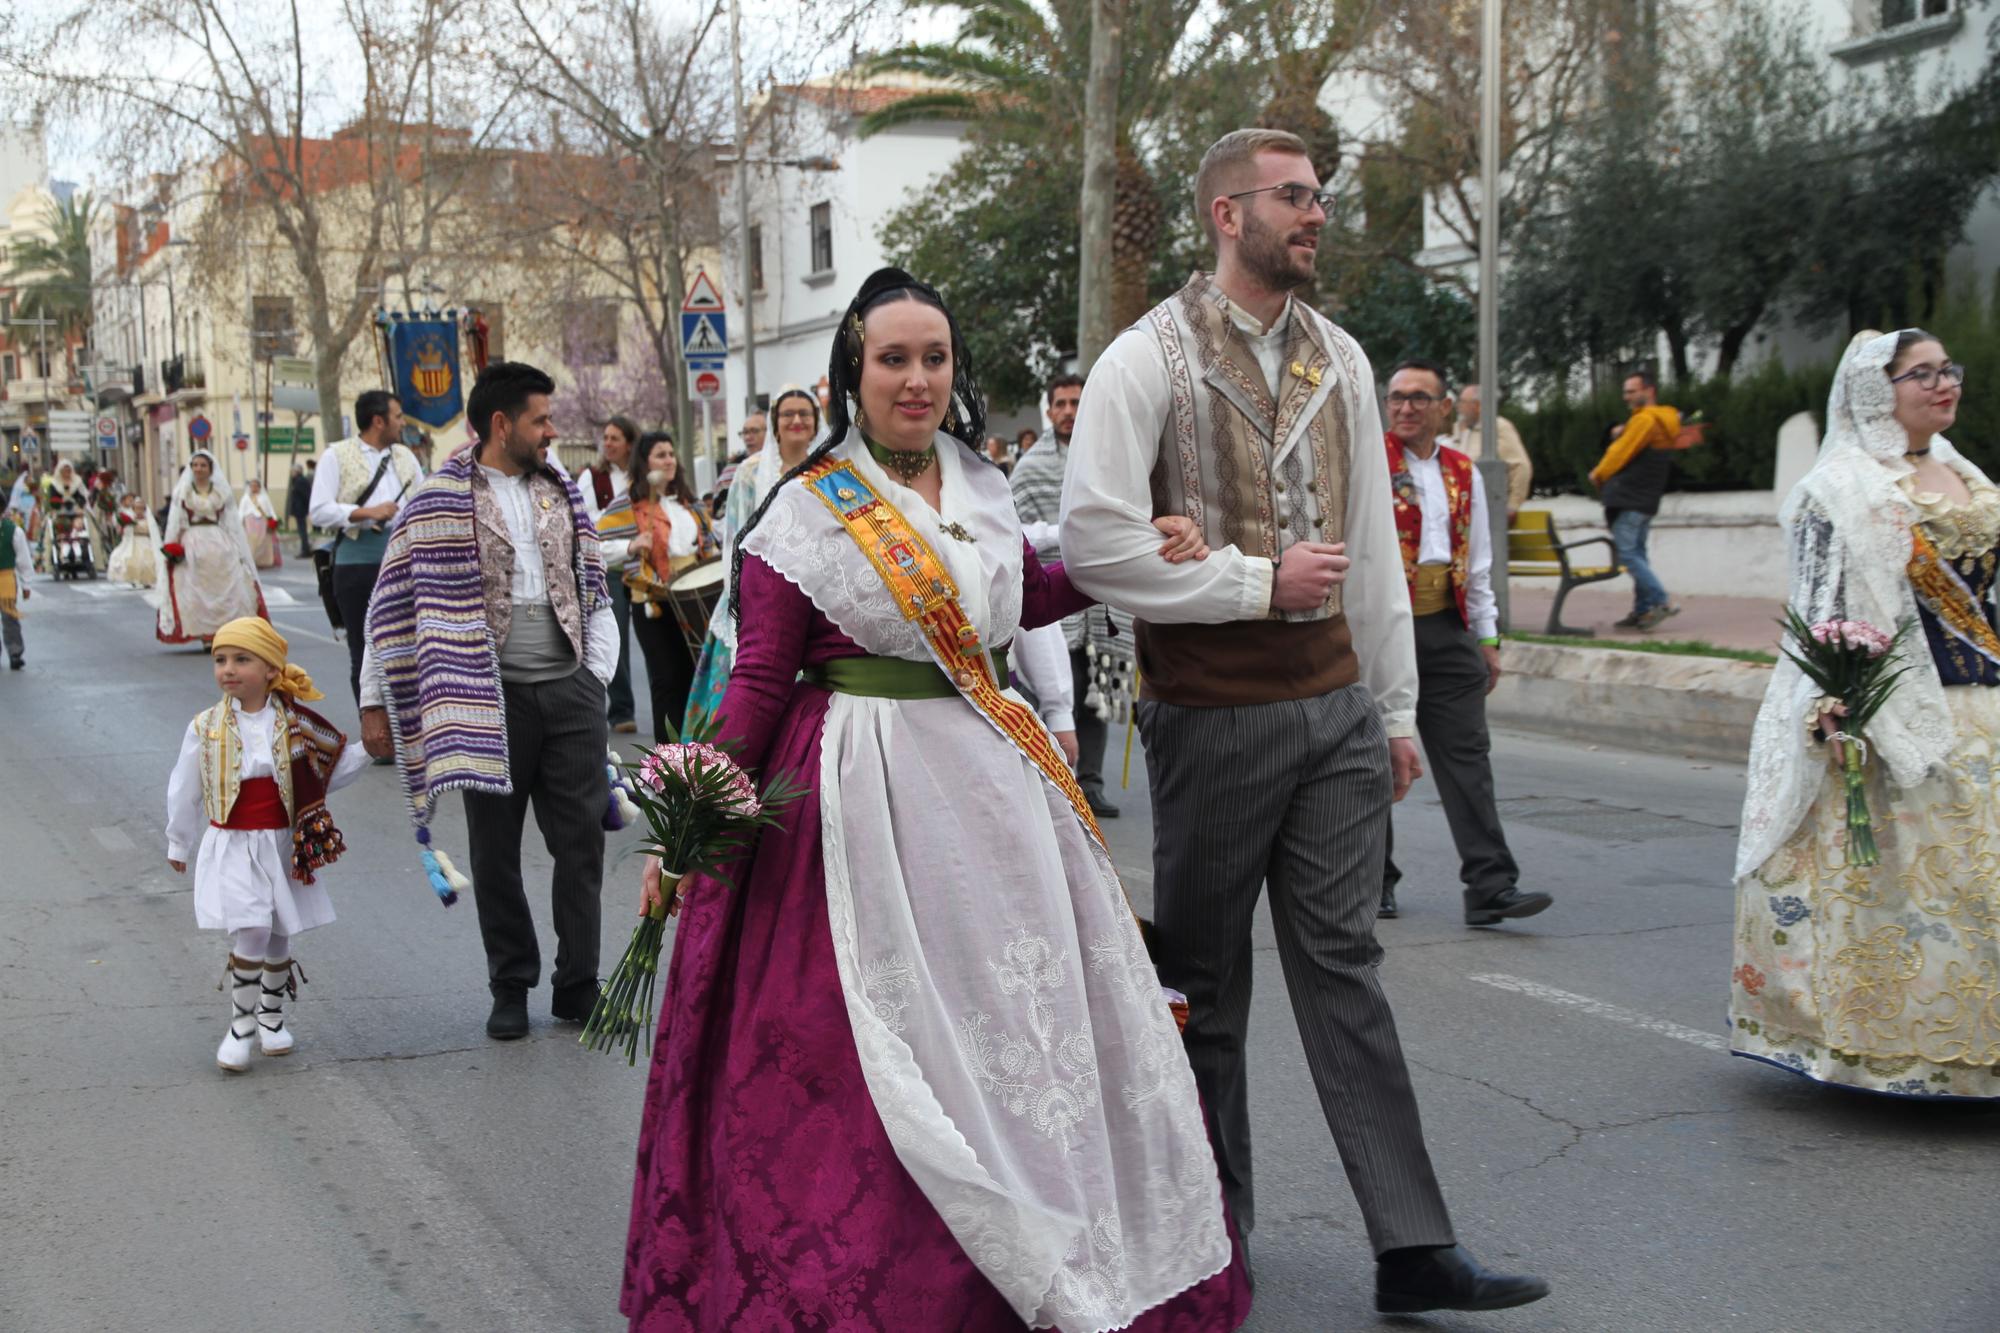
[1506,583,1784,654]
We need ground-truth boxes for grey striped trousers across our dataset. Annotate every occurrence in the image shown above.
[1138,682,1457,1254]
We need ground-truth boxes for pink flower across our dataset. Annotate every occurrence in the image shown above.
[636,741,762,815]
[1808,618,1892,657]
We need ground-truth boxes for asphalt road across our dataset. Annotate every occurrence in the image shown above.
[3,562,1995,1333]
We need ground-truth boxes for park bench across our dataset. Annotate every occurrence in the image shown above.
[1507,509,1622,637]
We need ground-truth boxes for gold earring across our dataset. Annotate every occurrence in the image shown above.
[854,402,866,428]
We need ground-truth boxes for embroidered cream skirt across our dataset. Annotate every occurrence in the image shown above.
[1732,685,2000,1099]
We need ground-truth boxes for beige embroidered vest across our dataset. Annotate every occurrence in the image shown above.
[1137,273,1363,706]
[333,437,421,540]
[470,466,586,663]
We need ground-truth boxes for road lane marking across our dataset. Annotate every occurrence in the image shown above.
[91,826,136,851]
[1468,972,1728,1052]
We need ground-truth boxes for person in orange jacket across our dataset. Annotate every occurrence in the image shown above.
[1589,369,1681,629]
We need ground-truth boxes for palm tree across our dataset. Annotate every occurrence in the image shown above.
[858,0,1216,333]
[5,192,96,368]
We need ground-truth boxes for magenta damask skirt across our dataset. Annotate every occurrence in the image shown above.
[620,690,1251,1331]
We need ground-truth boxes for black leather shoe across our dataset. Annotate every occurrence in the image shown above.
[7,655,21,670]
[486,990,530,1040]
[1378,884,1399,919]
[1376,1244,1550,1314]
[1465,887,1554,927]
[550,981,601,1023]
[1085,791,1120,819]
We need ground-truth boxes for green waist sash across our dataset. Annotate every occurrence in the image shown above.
[805,649,1011,700]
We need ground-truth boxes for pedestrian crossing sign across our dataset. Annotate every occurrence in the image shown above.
[680,311,728,359]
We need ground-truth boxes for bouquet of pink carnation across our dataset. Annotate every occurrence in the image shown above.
[582,720,806,1063]
[1779,610,1917,866]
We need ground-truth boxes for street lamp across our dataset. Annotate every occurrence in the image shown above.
[1477,0,1506,629]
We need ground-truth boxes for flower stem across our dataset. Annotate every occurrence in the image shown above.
[1843,745,1879,867]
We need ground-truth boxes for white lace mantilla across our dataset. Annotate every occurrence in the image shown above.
[791,433,1230,1329]
[1739,332,1964,879]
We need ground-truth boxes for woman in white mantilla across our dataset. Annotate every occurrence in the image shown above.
[620,269,1247,1331]
[1734,329,2000,1100]
[239,477,282,568]
[150,450,267,645]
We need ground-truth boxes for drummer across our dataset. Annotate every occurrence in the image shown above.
[626,430,717,742]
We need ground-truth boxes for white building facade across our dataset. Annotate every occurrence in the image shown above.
[715,81,970,449]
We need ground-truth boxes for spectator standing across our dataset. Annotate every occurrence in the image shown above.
[1449,383,1532,520]
[287,462,314,556]
[1589,370,1681,630]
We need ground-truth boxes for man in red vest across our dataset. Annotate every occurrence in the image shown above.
[1380,360,1550,926]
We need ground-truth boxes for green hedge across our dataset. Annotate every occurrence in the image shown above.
[1505,278,2000,494]
[1503,360,1836,495]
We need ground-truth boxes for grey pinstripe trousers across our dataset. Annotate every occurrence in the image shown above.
[1139,682,1457,1254]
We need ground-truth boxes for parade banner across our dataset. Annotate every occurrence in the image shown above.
[383,317,465,431]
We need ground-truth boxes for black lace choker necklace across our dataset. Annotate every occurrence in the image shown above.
[865,435,937,483]
[1908,447,1932,457]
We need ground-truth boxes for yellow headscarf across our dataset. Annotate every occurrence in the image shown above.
[211,616,324,701]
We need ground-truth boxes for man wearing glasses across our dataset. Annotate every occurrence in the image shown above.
[1380,359,1549,928]
[737,410,767,460]
[1062,127,1549,1316]
[1590,369,1681,630]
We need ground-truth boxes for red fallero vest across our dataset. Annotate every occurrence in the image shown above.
[1385,433,1472,625]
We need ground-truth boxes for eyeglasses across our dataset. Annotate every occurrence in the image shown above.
[738,425,765,438]
[774,409,816,423]
[1889,362,1966,390]
[1386,392,1444,408]
[1227,182,1335,214]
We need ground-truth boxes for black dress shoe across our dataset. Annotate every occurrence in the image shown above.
[7,655,21,670]
[550,981,601,1023]
[486,990,530,1040]
[1085,791,1120,819]
[1376,1244,1550,1314]
[1378,884,1399,919]
[1465,886,1554,927]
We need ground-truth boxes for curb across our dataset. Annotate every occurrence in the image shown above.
[1489,641,1768,762]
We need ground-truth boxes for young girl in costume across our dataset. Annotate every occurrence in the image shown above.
[166,617,366,1072]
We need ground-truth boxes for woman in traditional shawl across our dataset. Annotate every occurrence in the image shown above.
[1733,329,1999,1099]
[150,450,267,645]
[682,383,822,731]
[619,270,1243,1331]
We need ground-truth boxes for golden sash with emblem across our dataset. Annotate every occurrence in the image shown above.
[799,457,1108,852]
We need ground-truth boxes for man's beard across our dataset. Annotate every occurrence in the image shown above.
[495,425,542,472]
[1239,209,1316,292]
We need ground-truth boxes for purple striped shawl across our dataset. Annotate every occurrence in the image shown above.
[367,448,606,832]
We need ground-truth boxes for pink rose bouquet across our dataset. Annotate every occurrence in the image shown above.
[582,718,806,1063]
[1780,610,1917,866]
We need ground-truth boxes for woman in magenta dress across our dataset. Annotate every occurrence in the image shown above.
[621,269,1250,1331]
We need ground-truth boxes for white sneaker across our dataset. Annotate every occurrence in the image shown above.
[218,956,262,1073]
[257,959,303,1056]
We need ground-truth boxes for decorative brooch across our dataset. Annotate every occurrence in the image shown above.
[939,520,977,544]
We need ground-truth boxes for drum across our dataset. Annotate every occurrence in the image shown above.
[664,558,726,656]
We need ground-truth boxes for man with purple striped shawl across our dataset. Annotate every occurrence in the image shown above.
[360,361,620,1041]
